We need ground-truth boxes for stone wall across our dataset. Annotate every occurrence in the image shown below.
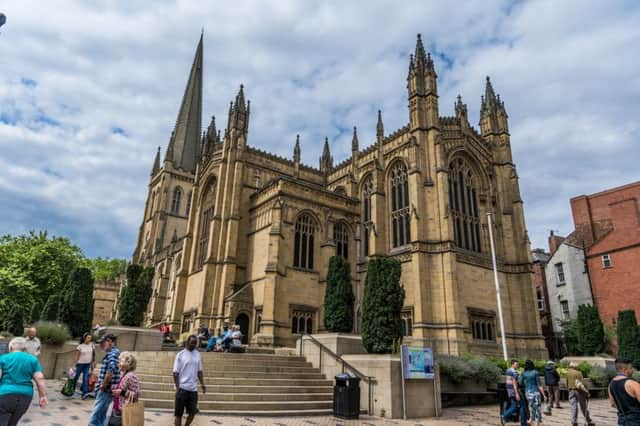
[92,278,123,326]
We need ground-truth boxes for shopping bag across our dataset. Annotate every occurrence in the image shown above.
[122,401,144,425]
[60,377,75,397]
[68,367,76,378]
[88,374,97,392]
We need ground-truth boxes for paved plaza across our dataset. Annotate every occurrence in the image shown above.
[16,380,620,425]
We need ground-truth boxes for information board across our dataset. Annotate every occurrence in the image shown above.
[401,345,434,379]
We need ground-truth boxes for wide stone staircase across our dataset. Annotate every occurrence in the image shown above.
[134,351,334,416]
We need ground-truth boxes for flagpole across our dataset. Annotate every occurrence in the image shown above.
[487,210,508,361]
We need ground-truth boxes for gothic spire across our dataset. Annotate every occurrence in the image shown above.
[165,34,203,173]
[414,34,427,67]
[319,137,333,172]
[206,115,217,140]
[376,110,384,140]
[230,84,249,133]
[293,134,301,163]
[151,146,161,176]
[351,126,359,152]
[481,76,497,113]
[234,84,246,113]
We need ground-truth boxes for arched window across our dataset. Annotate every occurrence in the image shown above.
[171,187,182,214]
[196,180,216,269]
[185,191,193,217]
[306,317,313,334]
[448,158,481,252]
[390,162,410,248]
[334,222,349,259]
[291,316,298,334]
[362,176,373,256]
[293,214,316,270]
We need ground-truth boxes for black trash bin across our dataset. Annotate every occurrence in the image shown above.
[333,374,360,419]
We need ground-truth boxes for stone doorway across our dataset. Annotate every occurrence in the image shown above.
[235,313,249,344]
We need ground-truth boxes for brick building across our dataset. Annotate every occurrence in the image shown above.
[570,181,640,329]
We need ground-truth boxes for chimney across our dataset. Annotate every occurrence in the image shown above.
[548,230,566,255]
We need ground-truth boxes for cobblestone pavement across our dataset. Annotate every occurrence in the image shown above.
[17,380,619,425]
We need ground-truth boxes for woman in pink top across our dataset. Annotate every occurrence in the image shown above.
[112,352,140,413]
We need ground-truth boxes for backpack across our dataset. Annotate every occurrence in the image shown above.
[61,377,75,397]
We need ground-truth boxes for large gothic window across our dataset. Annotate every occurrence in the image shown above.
[171,187,182,214]
[362,177,373,256]
[293,214,316,270]
[334,222,348,259]
[196,180,216,269]
[448,158,481,252]
[390,162,411,248]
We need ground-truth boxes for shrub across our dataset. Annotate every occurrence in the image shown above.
[59,267,95,337]
[361,257,405,354]
[118,264,154,326]
[466,356,503,385]
[440,355,502,385]
[41,294,62,321]
[576,305,605,355]
[439,355,470,384]
[560,319,581,355]
[589,366,615,387]
[577,361,592,378]
[35,321,71,345]
[617,310,640,368]
[323,256,355,333]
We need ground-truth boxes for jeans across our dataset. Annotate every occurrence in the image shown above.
[89,390,113,426]
[569,390,592,425]
[73,362,91,395]
[502,396,527,425]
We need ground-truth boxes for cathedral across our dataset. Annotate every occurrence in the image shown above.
[132,34,546,358]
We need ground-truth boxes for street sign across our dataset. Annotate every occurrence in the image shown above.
[401,345,434,380]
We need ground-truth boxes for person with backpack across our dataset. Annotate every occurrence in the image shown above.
[567,361,595,426]
[609,358,640,425]
[544,360,561,409]
[72,332,95,399]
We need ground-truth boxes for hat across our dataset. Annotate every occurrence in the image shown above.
[98,333,117,343]
[569,361,578,368]
[547,360,554,365]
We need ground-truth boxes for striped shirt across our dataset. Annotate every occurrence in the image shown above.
[97,347,120,392]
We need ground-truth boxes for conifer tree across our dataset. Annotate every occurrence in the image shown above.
[118,265,154,326]
[361,257,405,353]
[42,293,62,321]
[577,304,605,355]
[323,256,354,333]
[617,310,640,367]
[59,267,94,337]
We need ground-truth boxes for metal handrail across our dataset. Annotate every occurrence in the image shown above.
[298,333,376,414]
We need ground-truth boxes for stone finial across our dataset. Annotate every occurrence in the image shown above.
[351,126,359,152]
[293,134,301,163]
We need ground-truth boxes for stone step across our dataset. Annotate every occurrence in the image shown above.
[136,365,318,374]
[140,398,333,412]
[135,359,312,369]
[133,352,305,363]
[139,377,333,386]
[148,408,333,417]
[141,389,333,402]
[141,382,334,393]
[138,370,326,381]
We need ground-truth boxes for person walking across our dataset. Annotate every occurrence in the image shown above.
[24,327,41,357]
[0,337,48,426]
[520,359,546,426]
[173,335,206,426]
[544,360,561,409]
[567,361,595,426]
[609,358,640,425]
[89,333,120,426]
[73,332,95,399]
[501,359,527,426]
[112,352,141,425]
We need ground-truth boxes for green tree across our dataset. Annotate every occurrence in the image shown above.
[617,310,640,367]
[0,267,34,334]
[82,257,128,281]
[560,318,581,355]
[118,264,154,326]
[42,294,63,321]
[59,267,95,337]
[577,304,605,355]
[361,257,405,354]
[0,231,84,319]
[323,256,355,333]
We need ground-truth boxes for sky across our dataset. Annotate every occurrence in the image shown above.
[0,1,638,258]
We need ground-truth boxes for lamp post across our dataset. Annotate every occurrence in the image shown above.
[487,210,508,361]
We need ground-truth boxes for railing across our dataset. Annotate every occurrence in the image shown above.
[298,333,376,415]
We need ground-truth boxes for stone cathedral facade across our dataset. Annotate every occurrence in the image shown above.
[133,34,546,357]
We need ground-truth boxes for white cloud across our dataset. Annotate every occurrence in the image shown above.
[0,0,638,256]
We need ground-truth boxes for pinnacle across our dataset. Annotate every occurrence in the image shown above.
[352,126,359,151]
[234,84,246,112]
[414,33,427,64]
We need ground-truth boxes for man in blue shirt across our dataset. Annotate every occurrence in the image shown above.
[501,359,527,426]
[89,333,120,426]
[0,337,48,426]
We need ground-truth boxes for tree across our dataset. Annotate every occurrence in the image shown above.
[361,257,405,354]
[0,231,84,320]
[0,267,34,334]
[82,257,128,281]
[323,256,355,333]
[118,264,154,326]
[617,310,640,367]
[42,294,63,321]
[560,318,581,356]
[59,267,95,337]
[576,304,605,355]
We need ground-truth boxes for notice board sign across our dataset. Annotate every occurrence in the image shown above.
[401,345,434,379]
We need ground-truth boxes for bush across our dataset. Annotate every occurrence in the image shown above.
[439,355,502,385]
[323,256,355,333]
[617,310,640,368]
[466,356,503,385]
[361,257,405,354]
[577,305,605,355]
[439,355,470,384]
[35,321,71,345]
[589,366,615,387]
[59,267,94,337]
[118,264,154,326]
[577,361,592,378]
[41,294,62,321]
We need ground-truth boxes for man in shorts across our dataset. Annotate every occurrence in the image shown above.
[173,335,206,426]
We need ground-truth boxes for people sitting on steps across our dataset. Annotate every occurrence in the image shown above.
[196,323,209,348]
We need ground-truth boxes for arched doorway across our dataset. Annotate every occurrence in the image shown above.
[235,313,249,344]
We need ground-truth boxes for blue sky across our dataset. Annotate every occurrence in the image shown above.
[0,1,639,258]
